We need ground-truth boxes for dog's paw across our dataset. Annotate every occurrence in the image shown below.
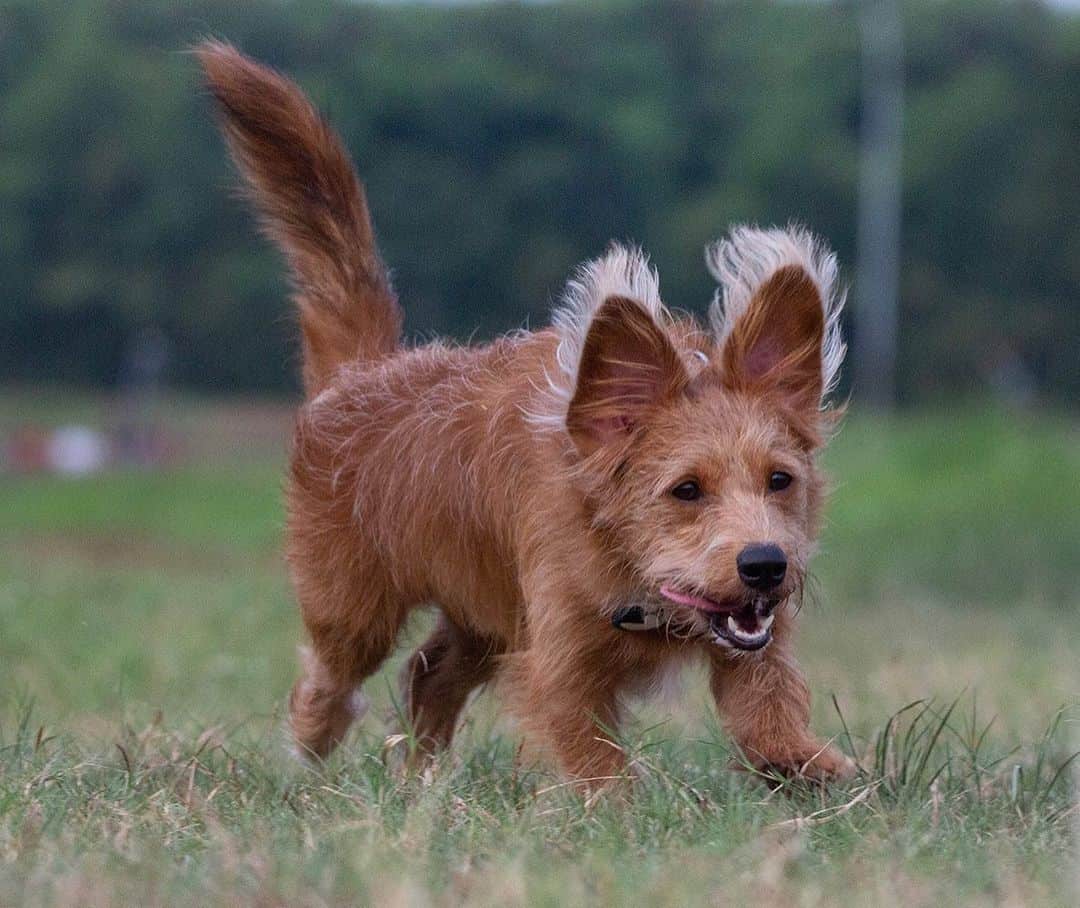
[792,744,857,783]
[739,742,858,787]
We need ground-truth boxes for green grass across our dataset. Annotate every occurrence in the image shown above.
[1,401,1078,906]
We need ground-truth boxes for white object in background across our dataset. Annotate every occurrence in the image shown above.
[45,425,110,476]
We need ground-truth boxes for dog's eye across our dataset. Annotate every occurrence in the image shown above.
[671,480,702,501]
[768,471,793,492]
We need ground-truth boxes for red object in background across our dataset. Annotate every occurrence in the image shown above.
[4,426,51,473]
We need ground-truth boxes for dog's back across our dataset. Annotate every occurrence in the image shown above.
[288,334,560,645]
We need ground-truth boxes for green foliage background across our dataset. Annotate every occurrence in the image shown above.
[1,0,1077,401]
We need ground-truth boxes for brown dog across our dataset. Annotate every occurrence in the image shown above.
[198,41,855,785]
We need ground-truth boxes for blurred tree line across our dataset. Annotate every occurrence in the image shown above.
[0,0,1076,403]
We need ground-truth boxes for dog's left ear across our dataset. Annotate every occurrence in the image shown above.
[708,226,845,418]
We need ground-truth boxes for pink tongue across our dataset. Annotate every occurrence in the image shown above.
[660,585,733,614]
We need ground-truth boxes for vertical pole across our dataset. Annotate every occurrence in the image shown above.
[855,0,904,409]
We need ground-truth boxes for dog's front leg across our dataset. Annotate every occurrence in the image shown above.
[518,619,629,788]
[708,624,855,783]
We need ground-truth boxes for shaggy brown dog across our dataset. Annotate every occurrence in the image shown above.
[198,41,856,785]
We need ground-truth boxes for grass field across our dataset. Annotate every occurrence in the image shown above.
[1,397,1078,906]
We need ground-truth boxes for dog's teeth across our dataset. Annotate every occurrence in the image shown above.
[725,613,771,644]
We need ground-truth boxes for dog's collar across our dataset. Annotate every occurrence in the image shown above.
[611,603,668,632]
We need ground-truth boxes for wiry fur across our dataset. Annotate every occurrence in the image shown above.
[707,225,846,403]
[199,42,856,788]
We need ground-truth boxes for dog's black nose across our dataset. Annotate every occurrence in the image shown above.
[737,543,787,590]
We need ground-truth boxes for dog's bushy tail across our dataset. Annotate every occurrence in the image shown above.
[196,40,401,395]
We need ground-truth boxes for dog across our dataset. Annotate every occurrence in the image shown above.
[197,40,856,785]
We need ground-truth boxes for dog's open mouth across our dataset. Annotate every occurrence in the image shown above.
[659,586,776,651]
[706,605,774,650]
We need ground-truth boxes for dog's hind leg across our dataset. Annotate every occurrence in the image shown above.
[399,613,501,755]
[289,587,407,762]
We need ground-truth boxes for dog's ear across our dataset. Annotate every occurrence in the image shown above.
[566,295,687,455]
[708,227,845,418]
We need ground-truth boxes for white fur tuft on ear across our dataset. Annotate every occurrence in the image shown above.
[706,225,846,403]
[528,244,669,431]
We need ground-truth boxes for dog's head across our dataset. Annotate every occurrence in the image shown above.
[543,227,845,651]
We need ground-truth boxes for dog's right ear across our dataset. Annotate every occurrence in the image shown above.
[566,295,687,456]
